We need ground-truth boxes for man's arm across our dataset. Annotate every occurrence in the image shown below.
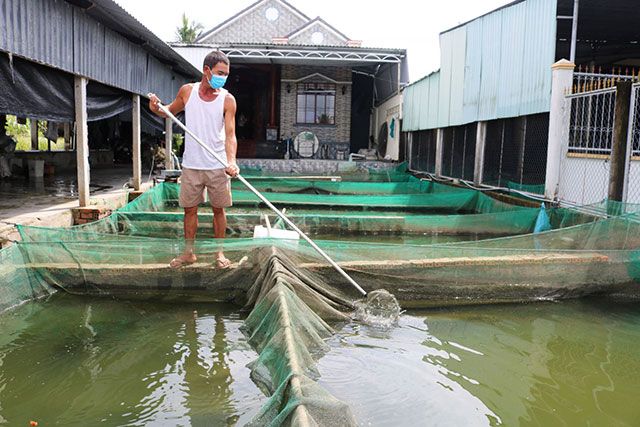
[223,93,239,177]
[149,84,191,118]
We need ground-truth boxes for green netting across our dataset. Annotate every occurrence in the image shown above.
[4,166,640,425]
[0,245,54,312]
[231,177,433,194]
[9,216,640,307]
[14,180,601,244]
[241,248,356,426]
[118,181,521,213]
[14,179,603,244]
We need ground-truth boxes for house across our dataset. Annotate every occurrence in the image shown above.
[172,0,408,160]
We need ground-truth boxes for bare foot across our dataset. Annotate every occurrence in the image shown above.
[215,255,231,269]
[169,253,197,269]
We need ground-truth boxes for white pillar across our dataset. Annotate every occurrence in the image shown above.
[544,59,575,200]
[473,121,487,185]
[164,117,174,170]
[74,76,90,207]
[435,128,444,176]
[30,119,38,150]
[132,94,141,191]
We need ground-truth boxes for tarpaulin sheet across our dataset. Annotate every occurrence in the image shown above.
[0,53,132,122]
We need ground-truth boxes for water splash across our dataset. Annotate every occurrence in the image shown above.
[354,289,402,328]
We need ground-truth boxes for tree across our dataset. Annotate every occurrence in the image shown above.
[175,13,203,43]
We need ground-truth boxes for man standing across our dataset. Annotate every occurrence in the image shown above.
[149,50,238,269]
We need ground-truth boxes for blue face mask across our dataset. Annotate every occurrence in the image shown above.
[208,74,227,89]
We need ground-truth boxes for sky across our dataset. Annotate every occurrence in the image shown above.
[114,0,513,82]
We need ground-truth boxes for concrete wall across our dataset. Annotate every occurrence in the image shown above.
[280,65,351,147]
[288,21,346,46]
[238,158,398,174]
[199,0,306,44]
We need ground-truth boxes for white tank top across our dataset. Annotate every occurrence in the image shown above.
[181,83,228,170]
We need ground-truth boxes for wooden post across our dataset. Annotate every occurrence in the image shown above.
[473,121,487,185]
[132,94,142,191]
[74,76,90,207]
[165,117,173,170]
[63,122,71,151]
[608,81,632,201]
[30,119,38,150]
[435,128,444,176]
[544,59,575,200]
[268,66,277,127]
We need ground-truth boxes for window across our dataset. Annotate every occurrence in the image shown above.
[296,83,336,125]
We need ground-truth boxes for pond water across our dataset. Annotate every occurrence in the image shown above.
[1,295,639,426]
[0,295,263,426]
[319,299,640,426]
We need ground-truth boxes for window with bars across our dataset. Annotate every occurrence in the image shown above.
[567,90,616,155]
[296,83,336,125]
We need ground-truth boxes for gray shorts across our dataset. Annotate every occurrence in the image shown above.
[178,168,232,208]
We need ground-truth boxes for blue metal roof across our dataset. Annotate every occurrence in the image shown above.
[403,0,557,131]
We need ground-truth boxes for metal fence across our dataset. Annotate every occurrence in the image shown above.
[406,114,548,191]
[482,114,548,190]
[558,87,613,205]
[441,123,476,181]
[557,79,640,206]
[407,129,437,173]
[624,83,640,203]
[566,87,616,155]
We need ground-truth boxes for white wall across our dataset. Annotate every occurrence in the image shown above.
[558,157,611,205]
[625,160,640,203]
[558,156,640,205]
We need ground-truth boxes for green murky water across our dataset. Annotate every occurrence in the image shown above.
[0,295,263,426]
[1,296,639,426]
[319,299,640,426]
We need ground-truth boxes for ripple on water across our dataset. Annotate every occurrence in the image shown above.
[318,316,500,426]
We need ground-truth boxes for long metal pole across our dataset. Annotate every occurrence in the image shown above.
[569,0,579,63]
[154,101,367,296]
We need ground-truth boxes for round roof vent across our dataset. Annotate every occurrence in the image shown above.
[311,31,325,45]
[265,7,279,21]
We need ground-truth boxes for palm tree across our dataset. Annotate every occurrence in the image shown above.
[175,13,203,43]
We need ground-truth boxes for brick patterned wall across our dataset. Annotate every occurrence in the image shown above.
[280,65,351,145]
[289,22,347,46]
[200,0,306,44]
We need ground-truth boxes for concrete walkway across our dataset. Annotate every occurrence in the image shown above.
[0,166,152,246]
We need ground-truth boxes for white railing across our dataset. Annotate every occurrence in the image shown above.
[623,83,640,203]
[566,87,616,155]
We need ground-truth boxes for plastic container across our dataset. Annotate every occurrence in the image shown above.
[253,225,300,240]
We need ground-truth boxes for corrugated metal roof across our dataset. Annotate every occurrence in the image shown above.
[174,41,407,54]
[0,0,199,101]
[402,0,556,132]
